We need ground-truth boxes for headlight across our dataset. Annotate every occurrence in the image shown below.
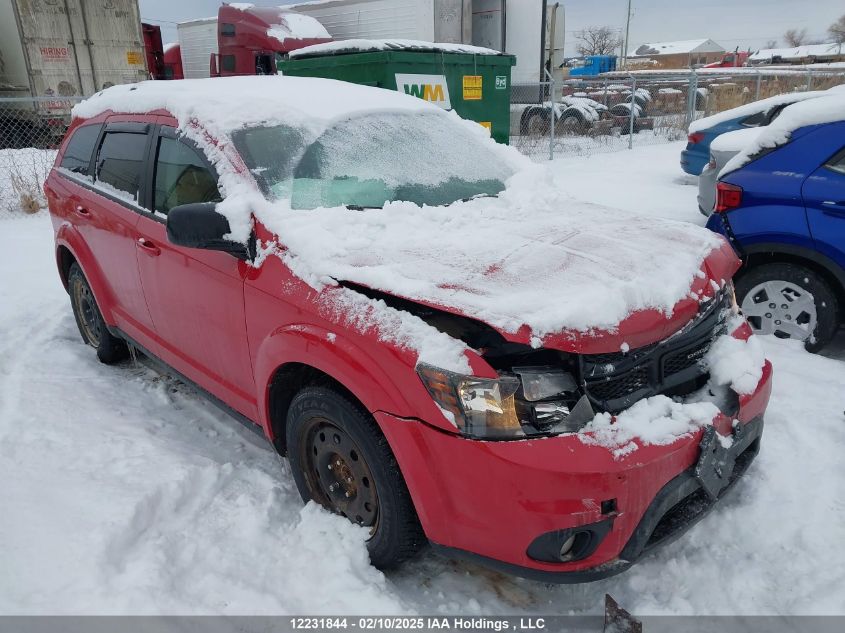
[417,364,522,438]
[417,363,589,439]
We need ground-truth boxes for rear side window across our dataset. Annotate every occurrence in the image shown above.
[95,132,148,202]
[152,136,221,215]
[60,124,102,176]
[740,110,767,127]
[826,148,845,175]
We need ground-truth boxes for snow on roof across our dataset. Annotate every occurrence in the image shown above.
[722,93,845,176]
[633,39,724,57]
[688,89,829,133]
[289,38,502,58]
[750,42,844,61]
[710,126,763,154]
[72,75,433,134]
[267,12,331,42]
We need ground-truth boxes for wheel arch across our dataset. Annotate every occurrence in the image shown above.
[54,229,117,324]
[254,325,419,455]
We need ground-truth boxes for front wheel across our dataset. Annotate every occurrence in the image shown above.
[736,262,840,352]
[286,386,425,569]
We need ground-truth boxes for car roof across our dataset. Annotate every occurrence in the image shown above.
[71,75,439,135]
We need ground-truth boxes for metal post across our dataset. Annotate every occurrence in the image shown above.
[755,70,762,100]
[545,68,556,161]
[628,75,636,149]
[806,68,813,91]
[685,71,698,128]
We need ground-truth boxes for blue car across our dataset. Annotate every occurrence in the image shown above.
[706,115,845,351]
[681,91,826,176]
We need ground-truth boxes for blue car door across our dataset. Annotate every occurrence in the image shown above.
[803,146,845,274]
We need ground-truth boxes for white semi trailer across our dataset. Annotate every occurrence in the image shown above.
[0,0,148,146]
[286,0,563,84]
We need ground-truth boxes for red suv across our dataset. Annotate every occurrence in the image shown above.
[45,77,772,582]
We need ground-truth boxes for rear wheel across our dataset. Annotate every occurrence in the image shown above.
[286,386,425,568]
[736,262,839,352]
[68,263,128,364]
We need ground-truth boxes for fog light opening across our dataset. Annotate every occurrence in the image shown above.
[559,534,577,560]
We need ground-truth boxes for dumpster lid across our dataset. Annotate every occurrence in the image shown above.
[288,38,504,59]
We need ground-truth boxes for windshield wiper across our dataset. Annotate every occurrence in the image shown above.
[345,204,382,211]
[461,193,497,203]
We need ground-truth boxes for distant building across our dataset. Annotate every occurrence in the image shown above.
[630,38,725,68]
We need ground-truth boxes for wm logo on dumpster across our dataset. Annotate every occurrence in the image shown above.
[395,73,452,109]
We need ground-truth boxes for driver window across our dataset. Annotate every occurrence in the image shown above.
[152,135,221,215]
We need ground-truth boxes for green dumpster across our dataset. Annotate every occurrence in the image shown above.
[278,42,515,144]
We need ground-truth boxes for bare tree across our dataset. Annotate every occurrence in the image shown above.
[829,14,845,46]
[575,26,623,56]
[783,28,808,47]
[764,39,779,49]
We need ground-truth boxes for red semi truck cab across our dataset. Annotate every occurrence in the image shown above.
[210,5,332,77]
[704,51,750,68]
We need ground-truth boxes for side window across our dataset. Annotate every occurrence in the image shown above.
[221,55,236,72]
[826,149,845,176]
[740,110,767,127]
[60,123,102,176]
[95,131,149,202]
[152,135,221,215]
[220,23,235,37]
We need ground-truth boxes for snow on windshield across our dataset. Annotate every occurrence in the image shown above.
[235,111,514,209]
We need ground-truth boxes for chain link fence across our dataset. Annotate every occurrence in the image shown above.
[510,68,845,160]
[0,96,85,215]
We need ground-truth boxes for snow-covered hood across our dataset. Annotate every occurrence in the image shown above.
[262,168,736,355]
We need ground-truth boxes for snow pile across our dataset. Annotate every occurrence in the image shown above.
[706,323,766,395]
[581,396,721,458]
[260,165,724,339]
[557,96,606,121]
[709,126,763,153]
[721,92,845,176]
[289,39,502,59]
[688,90,828,133]
[267,12,331,43]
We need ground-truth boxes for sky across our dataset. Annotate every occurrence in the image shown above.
[139,0,844,56]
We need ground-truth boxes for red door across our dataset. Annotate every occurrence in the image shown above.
[56,118,157,342]
[134,121,257,419]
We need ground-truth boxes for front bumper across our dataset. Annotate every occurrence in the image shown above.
[377,359,772,583]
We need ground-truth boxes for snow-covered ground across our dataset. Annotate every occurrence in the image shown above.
[1,142,844,615]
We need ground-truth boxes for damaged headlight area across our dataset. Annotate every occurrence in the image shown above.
[417,363,594,439]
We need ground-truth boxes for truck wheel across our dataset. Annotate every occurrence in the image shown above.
[286,386,425,569]
[521,108,550,136]
[736,262,839,352]
[68,263,128,364]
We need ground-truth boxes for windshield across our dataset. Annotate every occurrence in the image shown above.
[232,111,514,209]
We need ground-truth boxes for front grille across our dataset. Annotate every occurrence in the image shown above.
[581,290,731,413]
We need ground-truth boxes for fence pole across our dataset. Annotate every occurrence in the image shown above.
[755,70,762,100]
[628,75,636,149]
[545,68,555,161]
[806,68,813,91]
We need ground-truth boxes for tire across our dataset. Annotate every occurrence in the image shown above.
[67,263,128,364]
[521,108,549,136]
[286,386,425,569]
[735,262,840,352]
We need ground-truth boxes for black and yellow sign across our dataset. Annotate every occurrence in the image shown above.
[126,50,143,65]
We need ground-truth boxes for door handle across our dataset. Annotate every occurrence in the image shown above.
[74,205,90,216]
[136,237,161,256]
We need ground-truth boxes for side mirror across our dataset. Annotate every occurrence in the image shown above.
[166,202,252,260]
